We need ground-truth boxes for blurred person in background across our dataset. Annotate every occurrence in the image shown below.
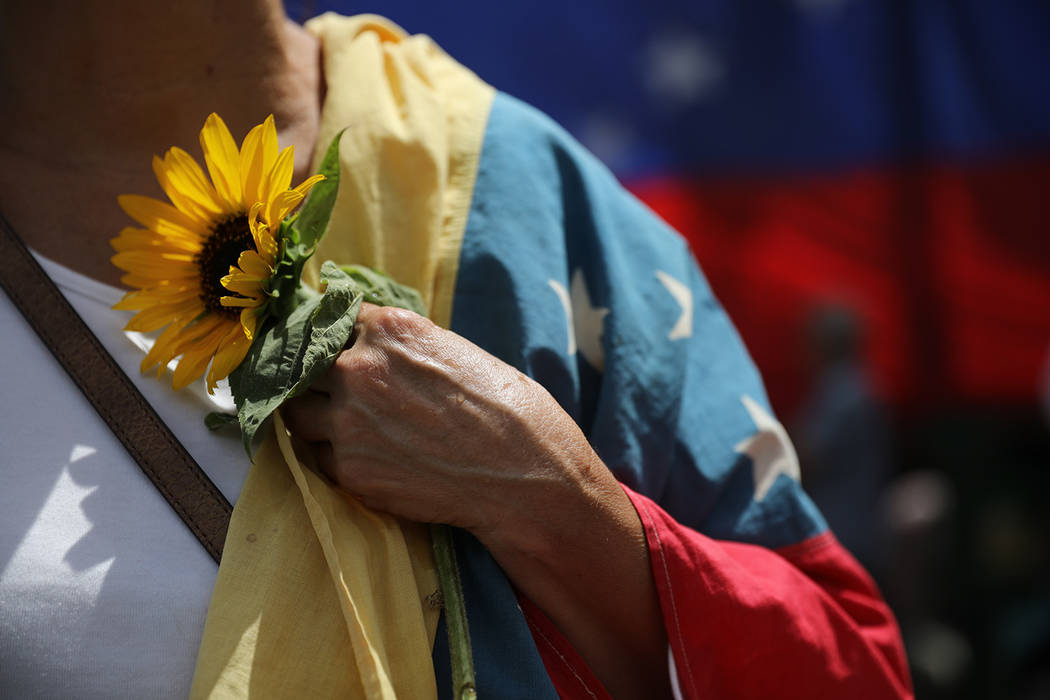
[795,302,891,574]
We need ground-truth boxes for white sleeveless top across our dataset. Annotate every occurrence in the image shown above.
[0,254,249,698]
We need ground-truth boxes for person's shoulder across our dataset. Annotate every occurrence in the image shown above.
[477,91,639,213]
[484,93,572,143]
[482,92,596,162]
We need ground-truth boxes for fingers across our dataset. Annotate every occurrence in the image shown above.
[311,441,336,480]
[309,304,379,394]
[306,441,377,512]
[302,441,353,502]
[282,389,332,442]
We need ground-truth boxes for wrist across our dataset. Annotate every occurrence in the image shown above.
[467,446,667,700]
[471,446,638,574]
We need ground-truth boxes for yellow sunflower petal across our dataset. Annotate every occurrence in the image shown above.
[172,347,216,390]
[200,113,244,210]
[221,276,266,298]
[111,250,198,279]
[140,310,202,374]
[220,278,265,299]
[247,200,266,223]
[234,249,273,279]
[220,295,261,308]
[111,227,201,254]
[172,320,233,390]
[206,324,253,392]
[114,286,199,311]
[126,285,200,304]
[165,147,227,215]
[121,273,166,289]
[262,145,295,206]
[240,308,259,341]
[247,202,279,262]
[239,115,278,205]
[120,275,198,290]
[266,189,305,230]
[124,296,203,333]
[170,314,227,355]
[238,123,265,204]
[293,173,325,198]
[118,194,206,241]
[113,290,143,311]
[150,155,220,226]
[265,173,323,230]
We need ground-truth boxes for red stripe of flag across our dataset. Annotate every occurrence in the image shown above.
[628,155,1050,415]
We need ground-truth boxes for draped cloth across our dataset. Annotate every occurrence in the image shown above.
[190,15,494,698]
[191,12,856,699]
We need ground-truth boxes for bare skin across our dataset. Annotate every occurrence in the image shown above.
[0,2,670,697]
[0,0,322,287]
[283,305,671,699]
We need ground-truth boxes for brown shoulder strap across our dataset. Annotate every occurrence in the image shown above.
[0,213,232,563]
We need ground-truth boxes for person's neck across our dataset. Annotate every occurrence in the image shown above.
[0,1,323,288]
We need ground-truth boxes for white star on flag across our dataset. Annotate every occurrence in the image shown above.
[655,270,693,340]
[548,269,609,371]
[644,33,724,105]
[733,395,801,502]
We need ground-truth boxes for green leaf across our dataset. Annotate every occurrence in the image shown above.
[230,263,362,455]
[204,411,238,431]
[338,264,426,315]
[263,131,346,321]
[292,130,345,251]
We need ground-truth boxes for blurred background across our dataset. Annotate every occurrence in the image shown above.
[290,2,1050,696]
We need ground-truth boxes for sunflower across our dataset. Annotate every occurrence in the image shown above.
[111,113,323,392]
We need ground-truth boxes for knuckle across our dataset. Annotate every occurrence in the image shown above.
[368,305,428,339]
[337,348,389,383]
[357,354,392,392]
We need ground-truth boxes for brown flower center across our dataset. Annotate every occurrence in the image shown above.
[195,213,254,317]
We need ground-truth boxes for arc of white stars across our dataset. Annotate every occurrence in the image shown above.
[548,269,609,371]
[655,270,693,340]
[733,394,801,502]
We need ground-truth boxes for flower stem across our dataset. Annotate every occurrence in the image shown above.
[429,523,477,700]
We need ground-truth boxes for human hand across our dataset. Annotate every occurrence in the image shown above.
[283,303,669,698]
[281,303,606,546]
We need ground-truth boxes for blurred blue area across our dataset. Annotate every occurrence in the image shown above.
[288,1,1050,177]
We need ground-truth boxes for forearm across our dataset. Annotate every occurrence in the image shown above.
[474,448,670,700]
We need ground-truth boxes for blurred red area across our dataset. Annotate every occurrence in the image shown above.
[629,154,1050,418]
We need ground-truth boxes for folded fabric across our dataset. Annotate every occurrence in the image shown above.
[190,15,494,698]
